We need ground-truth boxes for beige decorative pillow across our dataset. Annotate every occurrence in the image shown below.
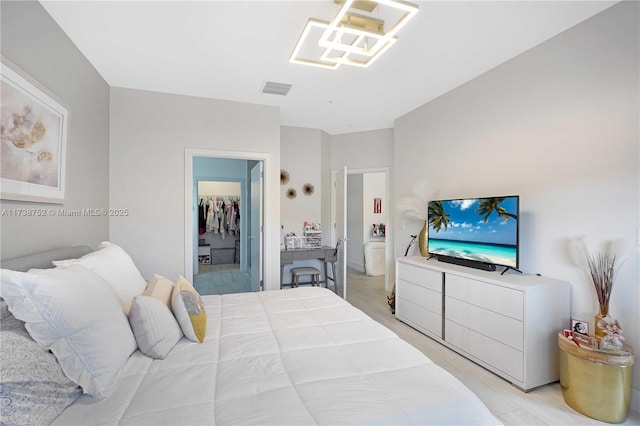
[171,276,207,343]
[129,296,183,359]
[144,274,175,312]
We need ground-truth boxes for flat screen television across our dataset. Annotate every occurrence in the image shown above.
[427,195,519,271]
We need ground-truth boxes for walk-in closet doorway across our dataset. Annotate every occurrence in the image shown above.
[196,180,245,293]
[184,149,265,295]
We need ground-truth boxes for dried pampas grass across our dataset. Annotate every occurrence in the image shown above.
[396,182,437,221]
[570,236,627,315]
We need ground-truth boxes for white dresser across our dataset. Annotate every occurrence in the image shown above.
[395,256,570,391]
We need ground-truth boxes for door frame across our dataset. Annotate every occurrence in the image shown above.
[249,162,263,291]
[331,166,391,292]
[184,148,271,286]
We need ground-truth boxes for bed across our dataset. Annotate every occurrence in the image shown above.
[1,243,501,425]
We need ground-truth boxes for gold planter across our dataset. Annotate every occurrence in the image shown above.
[558,333,634,423]
[594,307,608,339]
[418,220,428,257]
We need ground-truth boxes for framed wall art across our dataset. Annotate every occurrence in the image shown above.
[373,197,382,213]
[1,57,68,203]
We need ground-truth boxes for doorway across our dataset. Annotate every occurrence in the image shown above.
[331,167,391,298]
[347,172,387,275]
[184,149,266,294]
[195,180,247,294]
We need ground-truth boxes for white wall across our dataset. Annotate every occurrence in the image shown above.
[394,2,639,406]
[280,126,323,238]
[331,128,394,171]
[109,88,281,289]
[0,1,110,260]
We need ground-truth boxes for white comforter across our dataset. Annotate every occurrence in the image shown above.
[53,287,501,425]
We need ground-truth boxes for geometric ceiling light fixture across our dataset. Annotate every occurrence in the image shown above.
[289,0,419,70]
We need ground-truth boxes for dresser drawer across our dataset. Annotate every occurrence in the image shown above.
[397,298,442,338]
[446,274,523,321]
[446,320,523,382]
[397,279,441,313]
[446,297,523,351]
[292,250,321,260]
[397,263,442,293]
[281,251,293,263]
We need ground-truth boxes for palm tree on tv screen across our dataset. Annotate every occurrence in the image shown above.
[476,197,518,222]
[428,201,451,232]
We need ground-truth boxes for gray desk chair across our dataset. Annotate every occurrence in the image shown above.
[324,241,339,293]
[290,267,320,287]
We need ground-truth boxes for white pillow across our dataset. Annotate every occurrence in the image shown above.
[53,241,147,314]
[129,295,183,359]
[0,300,82,425]
[0,264,137,397]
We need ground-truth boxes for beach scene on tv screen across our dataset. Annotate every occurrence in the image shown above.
[427,196,518,268]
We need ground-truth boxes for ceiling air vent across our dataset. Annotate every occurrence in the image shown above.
[262,81,292,96]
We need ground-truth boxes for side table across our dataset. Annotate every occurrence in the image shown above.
[558,333,634,423]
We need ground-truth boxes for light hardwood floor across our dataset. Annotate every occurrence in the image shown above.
[345,268,640,426]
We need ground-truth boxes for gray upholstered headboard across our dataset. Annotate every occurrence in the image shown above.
[1,246,93,272]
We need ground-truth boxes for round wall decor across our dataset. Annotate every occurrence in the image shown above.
[280,170,290,185]
[302,183,314,196]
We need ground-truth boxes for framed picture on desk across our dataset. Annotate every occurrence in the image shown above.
[571,319,589,337]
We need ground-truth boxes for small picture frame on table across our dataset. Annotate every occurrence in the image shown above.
[571,319,589,336]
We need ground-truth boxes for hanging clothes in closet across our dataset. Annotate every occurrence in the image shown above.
[198,195,241,237]
[198,199,207,235]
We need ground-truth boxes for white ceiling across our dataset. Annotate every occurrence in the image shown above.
[40,1,617,135]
